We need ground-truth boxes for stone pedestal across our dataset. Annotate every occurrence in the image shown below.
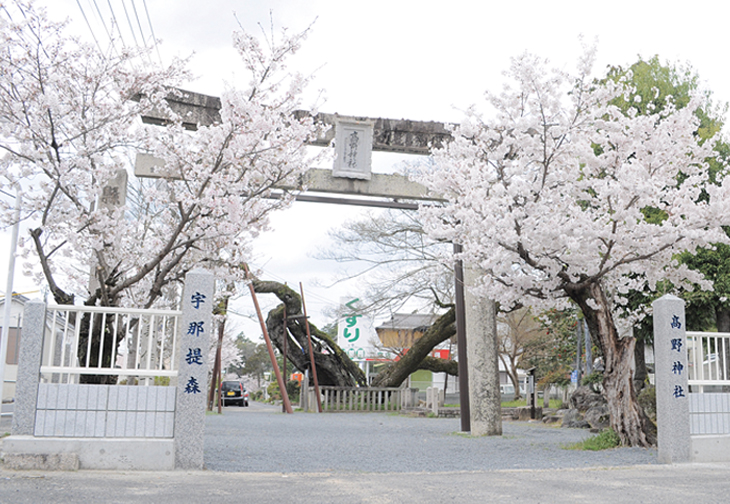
[174,270,215,470]
[653,294,690,463]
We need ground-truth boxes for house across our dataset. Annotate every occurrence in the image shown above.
[374,312,526,394]
[375,313,440,348]
[0,293,28,402]
[374,313,454,392]
[1,293,72,402]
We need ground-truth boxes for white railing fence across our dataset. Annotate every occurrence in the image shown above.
[685,331,730,436]
[686,331,730,390]
[40,304,181,385]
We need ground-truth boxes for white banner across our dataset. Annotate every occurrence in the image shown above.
[337,297,379,361]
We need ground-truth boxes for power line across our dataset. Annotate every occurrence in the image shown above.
[120,0,140,47]
[75,0,104,54]
[141,0,162,65]
[90,0,118,56]
[130,0,149,52]
[106,0,127,49]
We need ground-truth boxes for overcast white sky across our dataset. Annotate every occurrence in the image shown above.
[3,0,730,338]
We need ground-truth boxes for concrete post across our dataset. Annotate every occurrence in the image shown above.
[464,267,502,436]
[653,294,690,463]
[426,387,440,415]
[12,299,46,435]
[400,387,417,410]
[174,269,215,470]
[300,375,309,412]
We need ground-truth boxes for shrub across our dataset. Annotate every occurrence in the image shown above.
[566,429,620,451]
[154,376,170,386]
[266,380,300,403]
[582,371,604,393]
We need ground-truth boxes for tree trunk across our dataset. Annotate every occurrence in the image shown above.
[716,308,730,333]
[371,308,455,388]
[633,337,647,392]
[568,281,657,447]
[252,279,367,387]
[77,308,122,385]
[417,356,458,375]
[508,360,522,401]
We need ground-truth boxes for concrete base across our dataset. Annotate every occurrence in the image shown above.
[3,452,80,471]
[1,436,174,470]
[691,434,730,463]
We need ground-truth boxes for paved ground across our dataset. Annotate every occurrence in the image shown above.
[2,403,730,503]
[204,402,657,472]
[2,461,730,503]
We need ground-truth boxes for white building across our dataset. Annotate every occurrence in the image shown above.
[0,293,27,402]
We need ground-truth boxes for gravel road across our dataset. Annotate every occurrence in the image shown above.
[204,401,658,473]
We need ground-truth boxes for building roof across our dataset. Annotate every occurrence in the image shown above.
[376,313,439,332]
[0,293,32,307]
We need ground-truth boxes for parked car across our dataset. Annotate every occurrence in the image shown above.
[221,380,249,407]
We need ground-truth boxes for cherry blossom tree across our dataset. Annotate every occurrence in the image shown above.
[418,47,730,446]
[0,0,321,309]
[0,1,321,381]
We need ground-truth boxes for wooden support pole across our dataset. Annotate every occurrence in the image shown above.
[300,283,323,413]
[244,265,293,414]
[454,243,471,433]
[282,306,288,413]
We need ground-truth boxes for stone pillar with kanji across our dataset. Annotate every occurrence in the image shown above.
[174,269,215,469]
[653,294,690,463]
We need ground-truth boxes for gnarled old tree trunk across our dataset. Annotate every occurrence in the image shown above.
[371,307,457,387]
[568,281,657,447]
[252,279,367,387]
[253,277,457,389]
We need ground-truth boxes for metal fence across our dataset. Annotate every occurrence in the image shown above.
[40,304,181,385]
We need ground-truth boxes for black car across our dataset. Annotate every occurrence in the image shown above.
[221,380,249,407]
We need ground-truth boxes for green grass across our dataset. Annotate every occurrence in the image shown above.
[501,398,563,408]
[564,429,621,451]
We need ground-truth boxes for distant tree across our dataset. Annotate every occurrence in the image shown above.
[322,209,458,387]
[497,307,546,400]
[606,56,730,331]
[321,209,453,315]
[521,309,579,396]
[605,56,730,392]
[228,334,272,388]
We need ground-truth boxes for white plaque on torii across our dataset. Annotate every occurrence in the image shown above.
[332,119,374,180]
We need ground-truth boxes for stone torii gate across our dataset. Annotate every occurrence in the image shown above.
[138,89,501,436]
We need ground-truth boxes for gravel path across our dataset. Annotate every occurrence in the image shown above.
[204,402,658,473]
